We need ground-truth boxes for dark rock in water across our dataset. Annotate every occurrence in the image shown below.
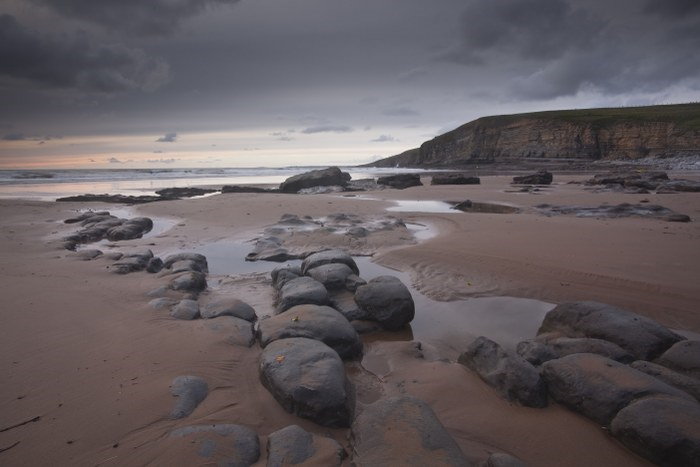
[74,249,103,260]
[221,185,278,193]
[259,338,352,427]
[277,277,329,313]
[483,452,527,467]
[163,253,209,273]
[655,340,700,379]
[610,396,700,467]
[512,170,553,185]
[351,396,469,466]
[546,337,634,363]
[656,179,700,192]
[431,173,481,185]
[202,316,255,347]
[56,193,166,204]
[155,187,217,198]
[247,247,299,263]
[516,340,558,366]
[267,424,345,467]
[459,336,548,408]
[169,375,208,419]
[258,304,362,360]
[354,276,414,330]
[146,257,163,273]
[541,353,693,425]
[201,298,256,322]
[301,249,359,275]
[306,263,355,290]
[169,424,260,466]
[631,360,700,401]
[538,301,684,360]
[664,213,691,222]
[376,173,422,189]
[169,271,207,294]
[271,265,301,290]
[279,166,351,193]
[170,299,200,320]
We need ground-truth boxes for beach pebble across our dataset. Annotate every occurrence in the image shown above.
[301,249,359,275]
[169,424,260,465]
[354,276,415,330]
[276,277,329,313]
[631,360,700,401]
[170,299,200,320]
[169,375,208,419]
[267,425,345,467]
[306,263,355,290]
[655,340,700,379]
[459,336,548,408]
[351,396,468,466]
[200,298,256,322]
[259,338,352,427]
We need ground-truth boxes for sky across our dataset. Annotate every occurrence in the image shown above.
[1,0,699,169]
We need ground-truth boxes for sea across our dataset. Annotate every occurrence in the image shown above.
[0,167,426,201]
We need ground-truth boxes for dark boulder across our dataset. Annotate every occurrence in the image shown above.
[546,337,634,363]
[354,276,414,330]
[655,340,700,379]
[146,257,164,273]
[482,452,527,467]
[376,173,422,189]
[106,217,153,241]
[431,174,480,185]
[656,179,700,192]
[306,263,355,290]
[221,185,278,193]
[169,375,208,419]
[201,298,256,322]
[301,249,359,275]
[516,340,558,366]
[202,316,255,347]
[56,193,166,204]
[169,271,208,294]
[512,170,553,185]
[169,424,260,466]
[163,253,209,273]
[267,424,345,467]
[631,361,700,401]
[279,167,351,194]
[271,265,301,290]
[170,300,200,320]
[155,187,217,198]
[74,249,103,260]
[459,336,548,408]
[64,211,111,224]
[277,277,329,313]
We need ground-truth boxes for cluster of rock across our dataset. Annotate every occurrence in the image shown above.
[512,170,553,185]
[376,173,423,189]
[535,202,691,222]
[585,170,700,194]
[57,187,216,204]
[62,211,154,250]
[459,301,700,466]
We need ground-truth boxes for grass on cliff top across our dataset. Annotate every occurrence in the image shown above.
[478,103,700,131]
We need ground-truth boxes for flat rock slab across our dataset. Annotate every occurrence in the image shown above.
[202,316,255,347]
[354,276,415,330]
[169,424,260,466]
[459,336,548,408]
[538,301,684,360]
[351,396,469,466]
[542,353,694,425]
[170,375,208,419]
[170,299,200,320]
[259,338,352,428]
[611,396,700,467]
[277,277,329,313]
[201,297,256,322]
[267,424,345,467]
[655,340,700,379]
[301,249,359,275]
[258,304,362,360]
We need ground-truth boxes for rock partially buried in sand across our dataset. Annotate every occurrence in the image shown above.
[170,299,200,320]
[537,301,684,360]
[431,173,480,185]
[541,353,694,425]
[106,217,153,241]
[276,277,329,313]
[459,336,548,408]
[376,173,422,189]
[202,316,256,347]
[73,249,103,260]
[201,298,257,322]
[258,304,362,360]
[350,396,469,466]
[655,340,700,379]
[163,253,209,274]
[169,424,260,465]
[664,213,691,222]
[111,250,154,274]
[267,424,345,467]
[279,166,351,194]
[169,271,208,294]
[512,170,553,185]
[169,375,208,419]
[354,276,415,330]
[301,249,359,275]
[610,396,700,467]
[259,338,352,427]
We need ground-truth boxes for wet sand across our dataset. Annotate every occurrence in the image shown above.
[1,173,699,465]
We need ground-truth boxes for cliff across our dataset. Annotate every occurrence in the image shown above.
[369,104,700,167]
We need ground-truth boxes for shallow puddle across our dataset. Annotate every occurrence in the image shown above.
[386,200,459,213]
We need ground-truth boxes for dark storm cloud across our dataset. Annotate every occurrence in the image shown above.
[643,0,700,18]
[0,14,168,94]
[30,0,241,36]
[301,125,354,134]
[156,132,178,142]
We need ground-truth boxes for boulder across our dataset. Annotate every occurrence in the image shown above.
[329,290,364,321]
[201,298,256,322]
[537,301,684,360]
[354,276,414,330]
[106,217,153,241]
[512,170,553,185]
[664,214,691,222]
[431,174,481,185]
[259,338,352,427]
[655,340,700,379]
[166,259,207,275]
[169,271,208,294]
[351,396,469,466]
[277,277,329,313]
[516,340,558,366]
[149,298,178,310]
[111,256,150,274]
[541,353,694,425]
[64,211,111,224]
[631,361,700,401]
[267,425,345,467]
[657,179,700,192]
[258,304,362,360]
[458,337,548,408]
[345,274,366,292]
[146,257,163,273]
[376,173,422,189]
[546,337,634,363]
[169,424,260,466]
[163,253,209,273]
[271,265,302,290]
[306,263,355,290]
[169,375,208,419]
[202,316,255,347]
[170,300,200,320]
[611,396,700,467]
[279,167,351,194]
[155,187,216,198]
[74,249,103,260]
[221,185,277,193]
[301,249,359,275]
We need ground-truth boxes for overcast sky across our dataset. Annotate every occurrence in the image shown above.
[1,0,699,168]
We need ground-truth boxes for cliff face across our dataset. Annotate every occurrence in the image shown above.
[371,104,700,167]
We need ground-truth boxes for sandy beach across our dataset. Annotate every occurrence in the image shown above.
[1,173,699,466]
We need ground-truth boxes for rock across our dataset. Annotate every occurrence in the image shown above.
[149,298,178,309]
[458,337,548,408]
[306,263,355,290]
[298,185,345,195]
[452,200,520,214]
[64,211,111,224]
[169,375,208,419]
[169,271,208,294]
[169,424,260,466]
[271,266,301,290]
[267,424,345,467]
[664,213,691,222]
[329,290,363,321]
[610,396,700,467]
[170,299,200,320]
[587,171,669,189]
[655,340,700,379]
[431,174,481,185]
[516,340,558,366]
[535,202,674,219]
[541,353,694,425]
[163,253,209,273]
[155,187,217,198]
[201,298,256,322]
[57,194,166,204]
[482,452,527,467]
[247,247,299,262]
[346,226,368,237]
[345,274,366,292]
[221,185,277,193]
[351,320,384,334]
[146,257,163,273]
[546,337,634,363]
[258,304,362,360]
[111,256,150,274]
[259,338,352,427]
[537,301,684,360]
[376,173,423,189]
[165,259,206,275]
[512,170,553,185]
[354,276,414,330]
[657,179,700,192]
[202,316,255,347]
[279,167,351,193]
[277,277,329,313]
[74,249,102,260]
[351,396,469,466]
[106,217,153,241]
[301,249,359,275]
[631,361,700,401]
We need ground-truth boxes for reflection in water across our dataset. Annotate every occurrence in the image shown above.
[386,200,459,213]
